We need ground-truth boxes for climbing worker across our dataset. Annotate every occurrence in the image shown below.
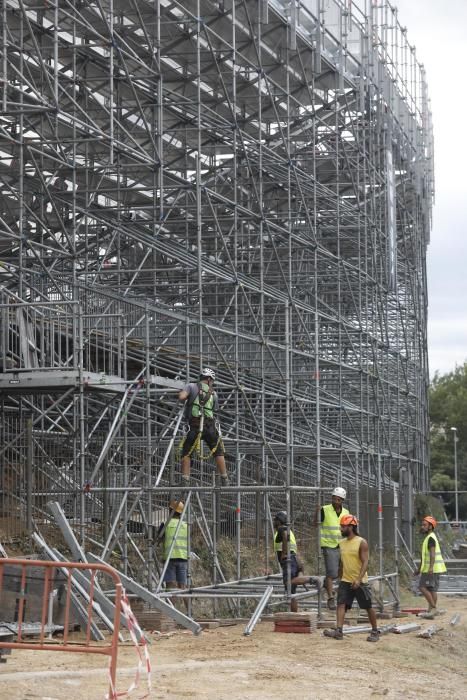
[324,514,380,642]
[415,516,447,618]
[158,499,189,607]
[314,486,349,609]
[178,368,229,488]
[273,511,323,613]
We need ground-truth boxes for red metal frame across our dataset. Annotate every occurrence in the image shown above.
[0,558,123,699]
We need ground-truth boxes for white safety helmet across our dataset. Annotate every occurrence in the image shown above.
[200,367,216,381]
[332,487,347,500]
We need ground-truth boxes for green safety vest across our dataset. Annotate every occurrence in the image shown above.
[191,382,214,419]
[164,519,188,560]
[273,529,297,553]
[421,532,447,574]
[321,503,349,548]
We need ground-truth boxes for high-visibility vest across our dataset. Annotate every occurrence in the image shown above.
[191,382,215,419]
[164,519,188,560]
[320,503,349,548]
[421,532,447,574]
[273,529,297,553]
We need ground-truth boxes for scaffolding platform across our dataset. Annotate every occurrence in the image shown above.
[0,371,127,394]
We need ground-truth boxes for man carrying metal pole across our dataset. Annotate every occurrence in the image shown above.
[178,368,229,488]
[315,487,349,609]
[157,500,189,608]
[415,516,447,619]
[273,511,323,612]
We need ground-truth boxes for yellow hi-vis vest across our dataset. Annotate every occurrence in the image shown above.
[164,519,188,560]
[321,503,349,548]
[191,382,215,419]
[421,532,447,574]
[273,529,297,553]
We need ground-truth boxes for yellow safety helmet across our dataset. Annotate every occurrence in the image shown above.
[169,499,184,514]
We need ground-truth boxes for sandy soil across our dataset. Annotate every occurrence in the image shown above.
[1,595,466,700]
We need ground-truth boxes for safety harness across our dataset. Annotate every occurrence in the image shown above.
[179,382,224,460]
[191,382,214,417]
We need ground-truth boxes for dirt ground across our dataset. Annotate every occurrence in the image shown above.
[0,594,466,700]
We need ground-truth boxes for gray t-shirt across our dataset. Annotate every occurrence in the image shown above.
[183,382,219,418]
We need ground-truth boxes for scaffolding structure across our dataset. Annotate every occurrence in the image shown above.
[0,0,433,592]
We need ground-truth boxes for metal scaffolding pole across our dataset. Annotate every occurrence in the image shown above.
[0,0,433,602]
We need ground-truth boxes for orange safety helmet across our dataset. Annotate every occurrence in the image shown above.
[422,515,437,529]
[340,514,359,527]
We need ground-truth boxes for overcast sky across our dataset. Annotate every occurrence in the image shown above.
[383,0,467,377]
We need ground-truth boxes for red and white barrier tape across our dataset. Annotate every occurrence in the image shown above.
[106,588,152,699]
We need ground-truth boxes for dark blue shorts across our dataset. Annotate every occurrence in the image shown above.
[281,554,299,594]
[163,558,188,585]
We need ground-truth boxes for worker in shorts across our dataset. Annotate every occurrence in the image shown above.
[273,511,323,612]
[324,514,380,642]
[416,515,447,619]
[315,487,349,609]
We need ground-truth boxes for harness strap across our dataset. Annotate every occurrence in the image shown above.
[178,414,224,460]
[197,382,214,407]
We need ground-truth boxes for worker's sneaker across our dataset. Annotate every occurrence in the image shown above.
[323,628,343,640]
[309,576,325,591]
[327,597,337,611]
[220,474,230,487]
[367,629,380,642]
[418,611,435,620]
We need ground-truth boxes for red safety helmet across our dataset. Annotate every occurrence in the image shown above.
[340,514,358,527]
[422,515,437,529]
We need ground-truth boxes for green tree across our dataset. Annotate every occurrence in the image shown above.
[430,363,467,520]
